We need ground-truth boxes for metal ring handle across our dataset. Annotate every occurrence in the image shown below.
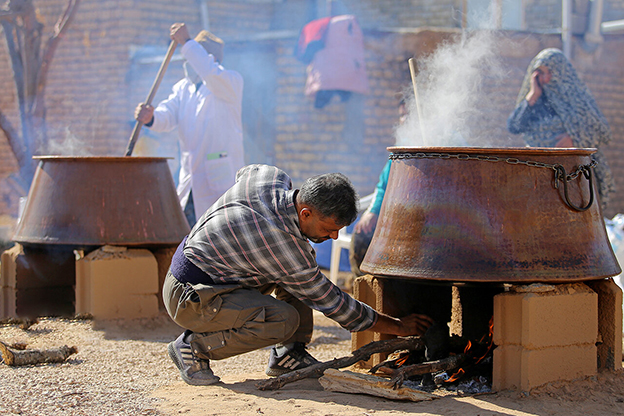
[555,164,594,212]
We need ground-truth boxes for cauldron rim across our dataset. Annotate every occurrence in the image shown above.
[33,155,173,161]
[387,146,596,156]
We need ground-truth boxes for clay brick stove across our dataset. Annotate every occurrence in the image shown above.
[353,147,623,391]
[1,156,189,319]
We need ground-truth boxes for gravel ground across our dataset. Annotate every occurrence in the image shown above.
[0,307,353,416]
[2,270,624,416]
[0,313,182,415]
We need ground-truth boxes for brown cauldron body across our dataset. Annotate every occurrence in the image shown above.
[360,147,621,283]
[13,156,190,247]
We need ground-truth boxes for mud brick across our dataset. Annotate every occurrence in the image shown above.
[351,275,452,368]
[75,246,159,319]
[1,244,76,319]
[586,278,623,370]
[352,275,378,367]
[1,244,75,289]
[492,283,599,392]
[15,286,75,319]
[493,343,596,391]
[493,283,598,349]
[151,246,175,311]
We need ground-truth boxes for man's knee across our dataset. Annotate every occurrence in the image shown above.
[264,301,300,342]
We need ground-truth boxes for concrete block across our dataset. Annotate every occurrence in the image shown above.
[75,246,158,319]
[493,343,597,391]
[493,283,598,348]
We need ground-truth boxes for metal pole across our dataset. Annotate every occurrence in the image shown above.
[200,0,210,31]
[561,0,572,59]
[585,0,604,46]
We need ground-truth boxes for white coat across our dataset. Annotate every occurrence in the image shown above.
[150,40,245,218]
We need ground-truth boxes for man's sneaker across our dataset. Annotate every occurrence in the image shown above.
[265,342,320,377]
[168,332,220,386]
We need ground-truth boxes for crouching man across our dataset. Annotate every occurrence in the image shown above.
[163,164,434,385]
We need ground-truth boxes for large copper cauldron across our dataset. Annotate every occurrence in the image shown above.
[360,147,620,283]
[13,156,190,247]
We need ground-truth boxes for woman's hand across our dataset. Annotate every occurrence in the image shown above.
[354,212,378,235]
[555,134,574,148]
[525,70,542,106]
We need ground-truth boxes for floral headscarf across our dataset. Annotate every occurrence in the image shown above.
[515,48,612,148]
[515,48,614,209]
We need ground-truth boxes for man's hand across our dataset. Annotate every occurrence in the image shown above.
[170,22,191,44]
[135,103,154,124]
[370,312,435,337]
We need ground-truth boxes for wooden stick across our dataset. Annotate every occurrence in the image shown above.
[0,341,78,366]
[388,353,466,389]
[124,40,177,156]
[408,57,427,142]
[255,336,425,391]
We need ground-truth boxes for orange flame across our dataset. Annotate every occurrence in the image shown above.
[395,355,409,367]
[446,368,465,383]
[445,316,495,384]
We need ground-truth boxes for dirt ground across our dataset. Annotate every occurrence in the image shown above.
[1,271,624,415]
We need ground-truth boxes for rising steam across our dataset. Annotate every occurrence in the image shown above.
[395,30,507,147]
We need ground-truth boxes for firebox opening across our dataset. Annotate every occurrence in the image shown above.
[354,276,505,394]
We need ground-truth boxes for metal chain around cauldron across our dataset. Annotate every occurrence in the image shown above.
[389,151,597,212]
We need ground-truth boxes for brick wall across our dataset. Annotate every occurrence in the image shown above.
[333,0,463,29]
[1,0,624,220]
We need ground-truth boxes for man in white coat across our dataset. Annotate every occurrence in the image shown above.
[135,23,245,227]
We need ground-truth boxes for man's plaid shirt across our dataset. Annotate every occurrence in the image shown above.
[184,164,378,332]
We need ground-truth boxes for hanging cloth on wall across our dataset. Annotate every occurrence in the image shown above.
[294,16,332,64]
[299,15,370,109]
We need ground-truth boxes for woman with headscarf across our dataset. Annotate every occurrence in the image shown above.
[507,48,615,210]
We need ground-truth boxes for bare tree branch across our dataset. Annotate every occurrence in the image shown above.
[0,0,80,189]
[0,108,25,165]
[34,0,80,119]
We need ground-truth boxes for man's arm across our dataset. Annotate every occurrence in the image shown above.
[170,22,242,104]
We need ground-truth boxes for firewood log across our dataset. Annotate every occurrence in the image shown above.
[319,368,437,402]
[256,336,425,391]
[388,353,466,389]
[0,341,78,366]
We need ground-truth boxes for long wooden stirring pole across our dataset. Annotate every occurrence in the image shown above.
[125,40,177,156]
[408,58,427,143]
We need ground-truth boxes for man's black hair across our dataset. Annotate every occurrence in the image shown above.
[298,172,358,226]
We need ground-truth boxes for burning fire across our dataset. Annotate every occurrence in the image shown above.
[446,317,494,384]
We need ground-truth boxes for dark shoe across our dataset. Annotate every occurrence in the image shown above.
[265,342,320,377]
[168,332,220,386]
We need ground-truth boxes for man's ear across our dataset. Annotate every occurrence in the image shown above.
[299,207,312,220]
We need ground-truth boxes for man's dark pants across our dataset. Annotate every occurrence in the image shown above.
[163,271,314,360]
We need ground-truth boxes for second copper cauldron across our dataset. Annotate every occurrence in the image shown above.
[13,156,190,248]
[360,147,620,283]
